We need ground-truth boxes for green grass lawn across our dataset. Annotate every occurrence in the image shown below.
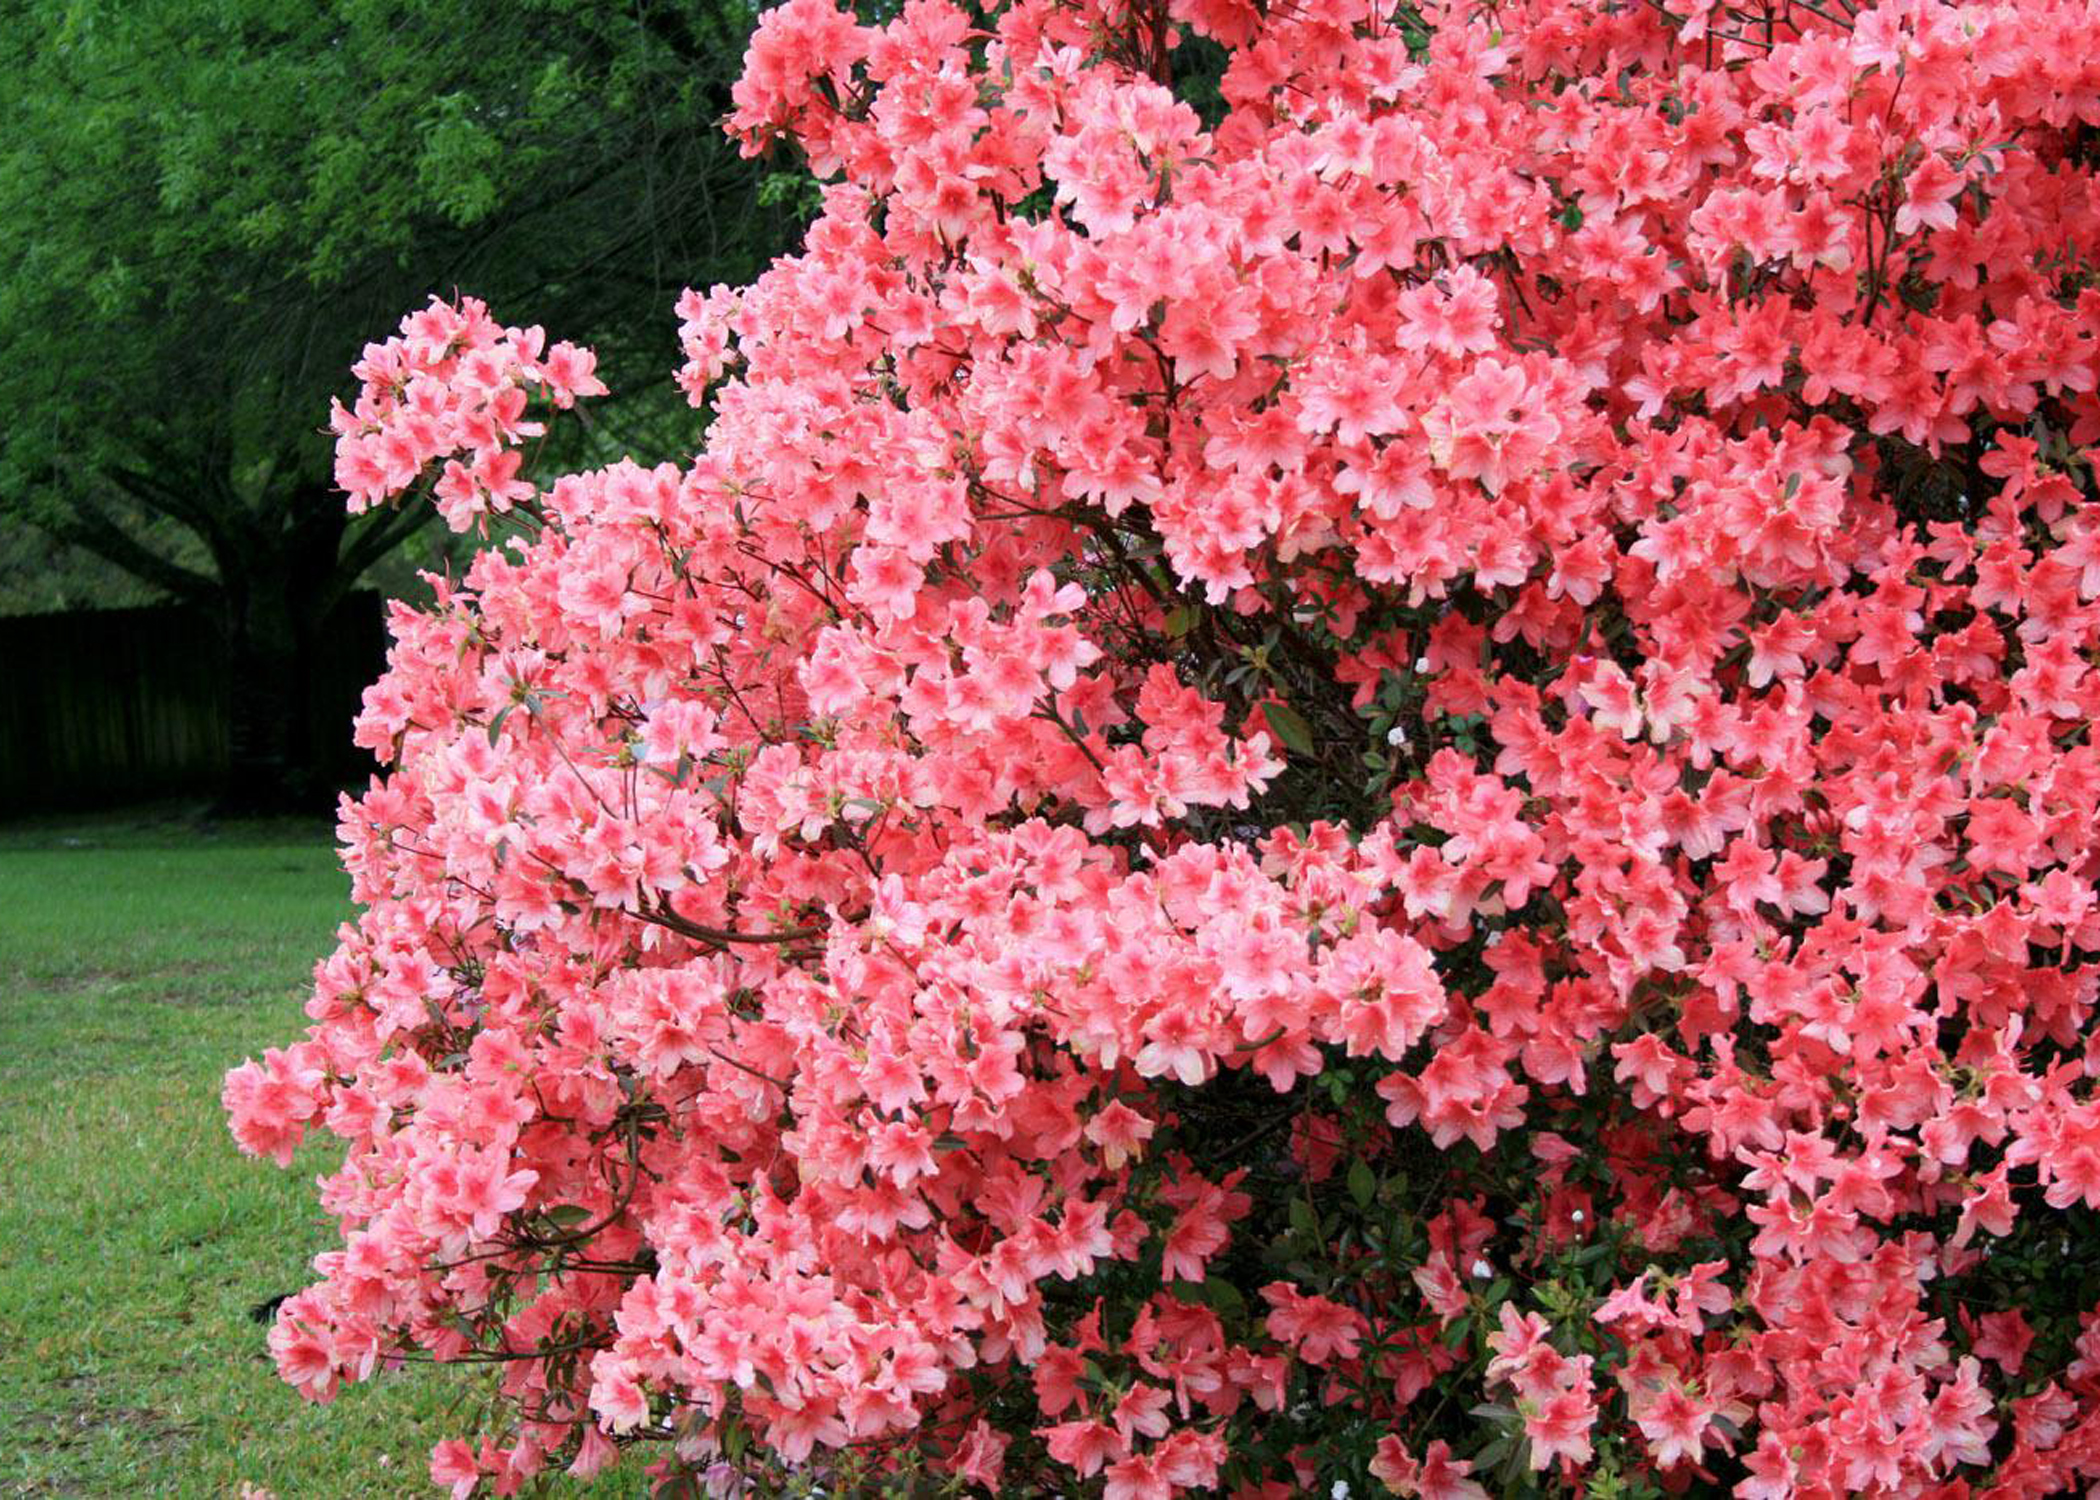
[0,812,633,1498]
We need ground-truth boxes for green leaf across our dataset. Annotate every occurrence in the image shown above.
[1347,1158,1376,1210]
[543,1204,593,1228]
[1262,700,1315,756]
[1288,1196,1317,1238]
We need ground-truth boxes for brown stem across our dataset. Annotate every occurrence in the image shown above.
[636,898,823,947]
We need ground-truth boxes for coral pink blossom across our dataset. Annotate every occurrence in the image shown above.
[228,0,2100,1492]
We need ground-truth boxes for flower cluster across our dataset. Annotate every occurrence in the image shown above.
[230,0,2100,1493]
[329,295,604,530]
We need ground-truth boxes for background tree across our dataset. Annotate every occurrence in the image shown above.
[0,0,794,808]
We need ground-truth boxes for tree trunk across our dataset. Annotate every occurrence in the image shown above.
[218,586,311,813]
[215,485,352,814]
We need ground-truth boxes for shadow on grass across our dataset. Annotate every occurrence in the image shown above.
[0,798,338,853]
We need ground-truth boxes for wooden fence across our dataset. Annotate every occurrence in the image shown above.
[0,595,385,815]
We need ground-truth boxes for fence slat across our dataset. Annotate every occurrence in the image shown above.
[0,594,385,815]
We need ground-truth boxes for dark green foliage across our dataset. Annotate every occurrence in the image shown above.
[0,0,793,804]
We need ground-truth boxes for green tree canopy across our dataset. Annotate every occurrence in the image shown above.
[0,0,791,805]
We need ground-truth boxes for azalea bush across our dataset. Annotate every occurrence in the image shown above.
[223,0,2100,1492]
